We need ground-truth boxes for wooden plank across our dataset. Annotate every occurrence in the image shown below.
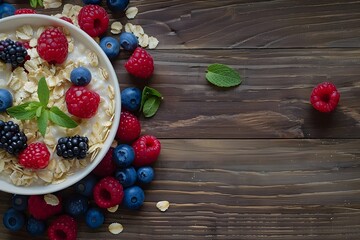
[1,139,360,239]
[23,0,360,49]
[113,49,360,139]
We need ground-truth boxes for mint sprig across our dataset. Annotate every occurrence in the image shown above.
[206,63,241,87]
[7,77,78,136]
[29,0,43,8]
[140,86,163,118]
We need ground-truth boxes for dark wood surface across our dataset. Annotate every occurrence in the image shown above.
[2,0,360,239]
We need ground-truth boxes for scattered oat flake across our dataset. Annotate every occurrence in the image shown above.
[107,205,119,213]
[43,0,62,9]
[156,201,170,212]
[148,36,159,49]
[44,194,60,206]
[109,223,123,234]
[111,22,123,34]
[138,34,149,48]
[124,23,134,33]
[126,7,138,19]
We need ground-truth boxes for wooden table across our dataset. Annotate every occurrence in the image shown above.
[2,0,360,239]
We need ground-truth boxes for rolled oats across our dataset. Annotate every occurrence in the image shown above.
[111,22,123,34]
[126,7,138,19]
[108,223,124,234]
[156,201,170,212]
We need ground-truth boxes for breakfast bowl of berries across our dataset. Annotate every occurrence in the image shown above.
[0,14,121,195]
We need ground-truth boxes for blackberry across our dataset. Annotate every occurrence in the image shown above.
[0,39,28,68]
[0,120,27,155]
[56,135,89,159]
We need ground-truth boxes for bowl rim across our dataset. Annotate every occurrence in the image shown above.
[0,14,121,195]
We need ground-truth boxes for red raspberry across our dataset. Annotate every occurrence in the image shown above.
[116,111,141,143]
[92,147,116,177]
[60,16,73,24]
[132,135,161,167]
[78,5,109,37]
[28,195,63,220]
[65,86,100,118]
[93,176,124,208]
[37,27,68,64]
[19,142,50,169]
[48,215,77,240]
[125,47,154,79]
[310,82,340,113]
[15,9,37,14]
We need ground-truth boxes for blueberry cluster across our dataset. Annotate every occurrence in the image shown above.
[0,39,28,68]
[0,120,27,155]
[56,135,89,159]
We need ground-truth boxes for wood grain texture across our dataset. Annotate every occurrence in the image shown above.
[1,139,360,239]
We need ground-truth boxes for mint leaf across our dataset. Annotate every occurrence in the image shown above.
[49,106,78,128]
[37,0,43,7]
[206,63,241,87]
[141,86,162,111]
[143,96,161,118]
[7,102,42,120]
[30,0,37,7]
[37,109,48,137]
[36,106,42,118]
[38,77,49,106]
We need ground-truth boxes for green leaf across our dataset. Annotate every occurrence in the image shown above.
[38,77,49,106]
[37,109,48,137]
[140,86,162,111]
[143,96,161,118]
[49,106,78,128]
[206,63,241,87]
[37,0,43,7]
[7,102,42,120]
[30,0,37,8]
[36,106,42,118]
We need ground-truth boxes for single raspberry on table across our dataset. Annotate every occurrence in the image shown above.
[28,195,63,220]
[37,27,68,64]
[116,111,141,143]
[125,47,154,79]
[310,82,340,113]
[15,8,36,14]
[48,215,77,240]
[65,86,100,118]
[132,135,161,167]
[60,16,73,24]
[78,5,109,37]
[93,176,124,208]
[18,142,50,169]
[92,147,117,177]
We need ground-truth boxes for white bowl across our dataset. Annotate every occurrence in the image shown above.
[0,14,121,195]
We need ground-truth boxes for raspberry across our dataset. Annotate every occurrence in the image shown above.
[65,86,100,118]
[78,5,109,37]
[48,215,77,240]
[60,16,73,24]
[93,176,124,208]
[15,8,36,14]
[18,142,50,169]
[116,111,141,143]
[132,135,161,167]
[37,27,68,64]
[125,47,154,79]
[92,147,116,177]
[310,82,340,113]
[28,195,63,220]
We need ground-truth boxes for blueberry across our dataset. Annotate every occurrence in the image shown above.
[0,89,13,112]
[3,208,25,232]
[121,87,141,111]
[0,3,15,19]
[99,36,120,60]
[115,166,137,188]
[137,166,154,184]
[26,217,45,236]
[11,194,28,211]
[106,0,129,12]
[123,186,145,210]
[74,174,97,197]
[82,0,102,4]
[119,32,138,51]
[65,194,89,218]
[85,208,104,229]
[70,67,92,86]
[113,144,135,168]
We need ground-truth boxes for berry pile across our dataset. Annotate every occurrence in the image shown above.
[0,120,27,155]
[0,38,28,68]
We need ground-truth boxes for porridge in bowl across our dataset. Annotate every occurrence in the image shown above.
[0,17,119,189]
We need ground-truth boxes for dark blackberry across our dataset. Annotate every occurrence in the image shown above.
[56,135,89,159]
[0,39,28,68]
[0,120,27,155]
